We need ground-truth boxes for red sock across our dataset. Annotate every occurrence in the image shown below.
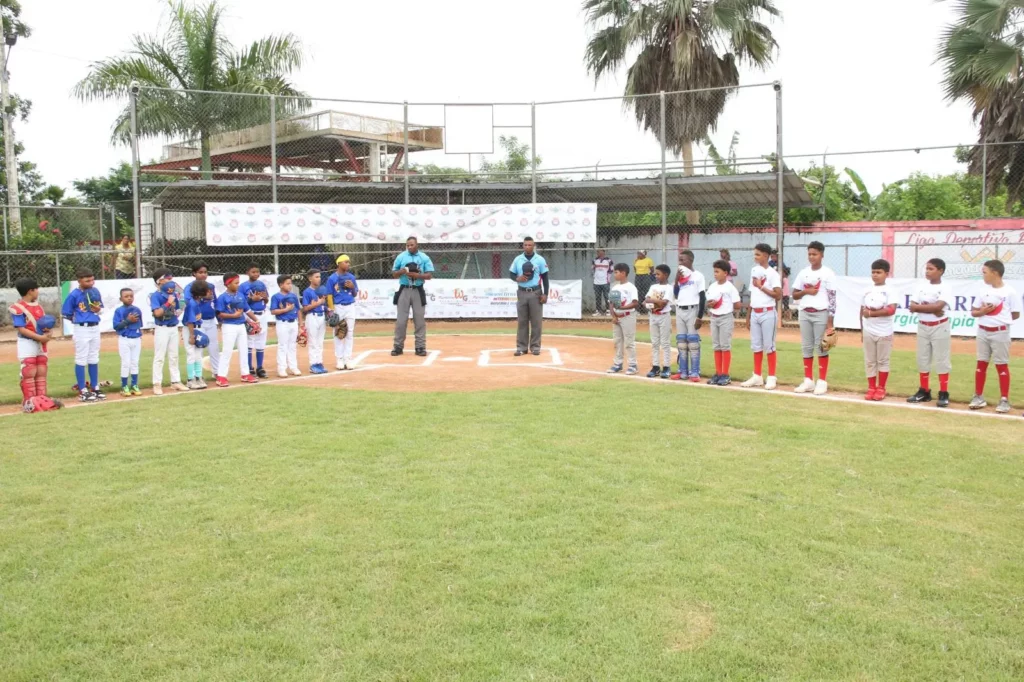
[714,350,723,374]
[723,351,732,375]
[997,364,1010,399]
[868,375,877,390]
[976,361,989,395]
[919,373,930,391]
[753,351,764,376]
[879,371,889,389]
[939,373,949,392]
[818,356,830,381]
[767,352,777,376]
[803,357,813,379]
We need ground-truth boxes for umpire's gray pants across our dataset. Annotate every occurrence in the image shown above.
[711,314,735,351]
[916,321,951,374]
[800,309,829,358]
[749,309,777,353]
[394,286,426,350]
[516,288,543,352]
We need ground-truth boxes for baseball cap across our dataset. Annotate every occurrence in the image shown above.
[336,254,350,264]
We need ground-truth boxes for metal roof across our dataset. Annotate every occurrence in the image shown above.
[147,171,816,212]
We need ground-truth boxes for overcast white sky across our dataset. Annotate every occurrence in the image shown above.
[11,0,975,197]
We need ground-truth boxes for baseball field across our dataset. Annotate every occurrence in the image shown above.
[2,323,1023,680]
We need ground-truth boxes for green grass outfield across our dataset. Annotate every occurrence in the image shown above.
[1,382,1023,680]
[2,328,1021,407]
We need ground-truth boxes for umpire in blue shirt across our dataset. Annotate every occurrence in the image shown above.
[510,236,549,356]
[392,236,435,356]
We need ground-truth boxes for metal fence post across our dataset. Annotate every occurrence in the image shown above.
[774,81,784,314]
[531,102,538,204]
[3,205,8,286]
[55,253,60,295]
[844,246,849,275]
[97,207,104,277]
[270,93,279,273]
[659,91,668,266]
[403,101,410,204]
[981,140,988,218]
[129,86,142,277]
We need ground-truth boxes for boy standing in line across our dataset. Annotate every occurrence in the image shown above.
[741,243,783,390]
[239,263,270,378]
[792,241,837,395]
[184,261,218,379]
[61,268,105,402]
[608,262,638,375]
[150,269,188,396]
[301,269,328,374]
[182,280,210,390]
[860,259,897,401]
[706,260,742,386]
[111,287,143,396]
[326,255,359,370]
[215,273,262,387]
[670,249,706,382]
[907,258,952,407]
[10,278,57,410]
[271,275,302,377]
[645,264,674,378]
[969,259,1021,413]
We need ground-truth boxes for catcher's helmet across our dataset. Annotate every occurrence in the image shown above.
[193,330,210,348]
[326,312,341,327]
[36,314,57,333]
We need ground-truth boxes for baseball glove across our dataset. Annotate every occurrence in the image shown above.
[820,328,838,353]
[335,319,348,340]
[245,319,262,336]
[326,312,341,327]
[297,327,308,348]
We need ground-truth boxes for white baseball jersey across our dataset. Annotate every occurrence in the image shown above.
[792,266,837,311]
[706,281,741,317]
[749,266,782,309]
[911,281,952,323]
[646,282,674,315]
[592,257,613,285]
[976,284,1021,327]
[674,268,706,306]
[861,283,896,336]
[611,281,638,312]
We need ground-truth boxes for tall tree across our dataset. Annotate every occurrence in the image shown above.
[583,0,779,182]
[939,0,1024,207]
[73,0,309,176]
[2,0,31,233]
[0,94,43,207]
[479,135,541,182]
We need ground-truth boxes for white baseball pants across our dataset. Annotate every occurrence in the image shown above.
[73,324,101,365]
[118,336,141,378]
[276,320,299,373]
[306,314,326,366]
[200,318,220,375]
[218,324,250,379]
[247,310,268,350]
[183,327,202,367]
[333,304,356,362]
[152,324,182,386]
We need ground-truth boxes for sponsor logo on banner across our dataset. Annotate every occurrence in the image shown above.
[897,230,1024,278]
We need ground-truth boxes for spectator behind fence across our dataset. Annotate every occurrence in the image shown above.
[720,249,739,282]
[633,250,654,311]
[114,236,135,279]
[592,248,613,316]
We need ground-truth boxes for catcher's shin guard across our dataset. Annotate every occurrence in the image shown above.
[20,357,38,402]
[34,355,49,397]
[687,334,701,376]
[675,334,689,376]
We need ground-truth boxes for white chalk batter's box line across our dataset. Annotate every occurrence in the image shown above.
[348,346,564,368]
[478,348,563,367]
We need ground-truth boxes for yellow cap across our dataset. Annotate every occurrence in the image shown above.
[336,254,350,263]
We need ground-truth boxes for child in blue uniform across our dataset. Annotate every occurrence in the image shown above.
[111,287,143,396]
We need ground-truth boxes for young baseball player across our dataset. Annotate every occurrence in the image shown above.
[645,264,674,378]
[326,255,359,370]
[792,242,837,395]
[215,273,261,387]
[10,277,58,411]
[907,258,952,407]
[741,243,783,390]
[706,260,742,386]
[183,261,218,379]
[149,268,187,396]
[111,287,143,396]
[271,275,302,377]
[860,259,897,401]
[969,259,1021,413]
[61,268,105,402]
[239,263,270,378]
[182,280,210,390]
[608,262,638,375]
[671,249,707,382]
[301,269,328,374]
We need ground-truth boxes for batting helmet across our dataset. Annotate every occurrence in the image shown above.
[37,314,56,334]
[193,330,210,348]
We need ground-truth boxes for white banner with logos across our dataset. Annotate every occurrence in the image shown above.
[835,276,1024,338]
[204,203,598,246]
[62,277,582,335]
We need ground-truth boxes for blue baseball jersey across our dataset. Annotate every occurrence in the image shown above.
[61,287,103,324]
[111,305,144,338]
[326,272,359,305]
[510,253,549,288]
[149,291,180,327]
[392,250,435,287]
[182,299,204,328]
[239,279,269,312]
[271,292,300,322]
[302,286,326,314]
[183,280,217,320]
[216,291,250,325]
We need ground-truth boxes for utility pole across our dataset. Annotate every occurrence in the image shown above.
[1,34,20,235]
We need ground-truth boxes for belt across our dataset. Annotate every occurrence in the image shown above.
[520,287,540,293]
[615,311,632,317]
[335,302,353,306]
[919,318,948,327]
[76,322,99,327]
[676,304,697,310]
[307,311,324,316]
[400,284,420,289]
[201,316,217,321]
[252,309,265,315]
[980,325,1008,332]
[803,308,825,313]
[752,307,775,314]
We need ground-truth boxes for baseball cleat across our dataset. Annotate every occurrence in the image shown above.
[765,376,777,391]
[241,374,258,384]
[607,364,623,374]
[968,395,987,410]
[936,391,950,408]
[79,390,97,403]
[130,385,142,396]
[215,377,230,388]
[906,388,932,404]
[336,361,346,370]
[646,366,660,378]
[625,366,638,376]
[719,375,732,386]
[995,398,1011,414]
[794,378,815,394]
[278,371,289,378]
[186,379,197,390]
[669,372,683,380]
[688,375,701,383]
[707,374,721,385]
[873,388,887,401]
[152,385,163,396]
[197,378,208,389]
[120,387,131,397]
[660,368,672,379]
[864,388,875,401]
[256,368,268,379]
[289,368,302,376]
[740,374,764,388]
[93,389,107,400]
[813,380,828,396]
[170,382,188,392]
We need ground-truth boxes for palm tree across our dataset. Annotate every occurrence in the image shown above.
[583,0,779,177]
[939,0,1024,206]
[73,0,308,176]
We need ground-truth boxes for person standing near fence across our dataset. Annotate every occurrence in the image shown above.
[741,243,782,391]
[645,264,674,379]
[240,264,270,379]
[907,258,952,408]
[592,249,613,316]
[670,250,706,382]
[633,250,654,311]
[301,269,328,374]
[792,241,837,396]
[184,261,219,379]
[511,236,549,356]
[326,255,359,370]
[720,249,739,282]
[391,237,434,357]
[113,236,135,279]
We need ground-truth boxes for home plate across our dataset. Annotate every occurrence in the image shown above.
[442,356,473,362]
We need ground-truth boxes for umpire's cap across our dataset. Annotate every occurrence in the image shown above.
[521,261,535,276]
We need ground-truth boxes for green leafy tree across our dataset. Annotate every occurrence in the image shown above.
[409,163,473,183]
[73,162,173,237]
[73,0,309,176]
[478,135,540,182]
[0,95,44,206]
[873,172,975,221]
